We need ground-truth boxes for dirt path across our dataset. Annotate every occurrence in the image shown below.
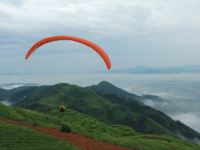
[0,117,134,150]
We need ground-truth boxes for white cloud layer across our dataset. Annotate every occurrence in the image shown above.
[172,112,200,132]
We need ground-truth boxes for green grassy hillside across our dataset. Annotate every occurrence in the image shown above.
[16,84,172,135]
[0,121,79,150]
[0,104,200,150]
[13,82,200,141]
[49,109,200,150]
[0,103,138,138]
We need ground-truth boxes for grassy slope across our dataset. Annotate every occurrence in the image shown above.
[89,81,200,140]
[16,84,172,135]
[49,109,200,150]
[0,122,79,150]
[14,83,200,141]
[1,82,199,141]
[1,104,200,150]
[49,108,139,142]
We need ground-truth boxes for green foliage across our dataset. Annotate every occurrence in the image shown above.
[1,104,200,150]
[14,82,200,140]
[0,104,61,128]
[61,124,71,133]
[1,81,200,149]
[15,84,172,136]
[0,122,79,150]
[49,108,138,141]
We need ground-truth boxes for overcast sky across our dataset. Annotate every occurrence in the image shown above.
[1,0,200,74]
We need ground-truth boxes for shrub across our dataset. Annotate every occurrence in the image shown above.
[61,124,71,133]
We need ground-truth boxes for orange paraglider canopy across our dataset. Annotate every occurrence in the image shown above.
[25,35,111,70]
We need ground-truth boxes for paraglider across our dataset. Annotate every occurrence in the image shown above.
[59,105,65,112]
[25,35,111,70]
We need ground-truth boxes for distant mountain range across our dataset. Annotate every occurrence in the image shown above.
[0,81,200,143]
[111,65,200,74]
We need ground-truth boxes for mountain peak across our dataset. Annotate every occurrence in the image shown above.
[89,81,140,100]
[97,81,116,87]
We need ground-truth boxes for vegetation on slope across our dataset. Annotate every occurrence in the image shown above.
[0,104,200,150]
[13,82,200,141]
[0,121,79,150]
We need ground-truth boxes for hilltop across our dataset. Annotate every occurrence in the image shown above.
[1,103,200,150]
[0,81,199,142]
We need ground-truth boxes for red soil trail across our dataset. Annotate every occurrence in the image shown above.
[0,117,134,150]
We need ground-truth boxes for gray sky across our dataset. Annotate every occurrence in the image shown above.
[1,0,200,74]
